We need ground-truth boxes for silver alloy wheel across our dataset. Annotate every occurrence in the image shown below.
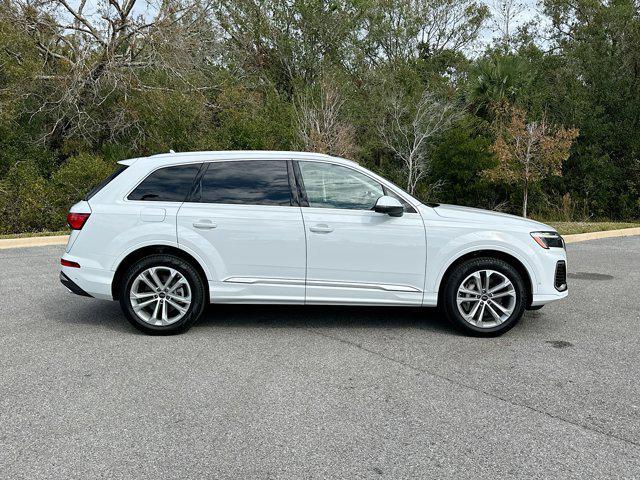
[129,266,192,326]
[456,269,516,328]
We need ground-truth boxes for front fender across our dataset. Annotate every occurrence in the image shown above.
[426,228,542,296]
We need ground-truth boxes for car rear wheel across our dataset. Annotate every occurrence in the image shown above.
[119,254,205,335]
[442,257,528,336]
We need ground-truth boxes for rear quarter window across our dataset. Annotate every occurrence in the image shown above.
[128,164,201,202]
[84,166,128,201]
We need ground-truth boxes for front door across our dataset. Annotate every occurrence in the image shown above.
[177,159,306,303]
[296,161,426,305]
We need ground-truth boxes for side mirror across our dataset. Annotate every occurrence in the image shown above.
[374,195,404,217]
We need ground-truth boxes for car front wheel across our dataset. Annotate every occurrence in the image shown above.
[119,254,205,335]
[442,257,528,336]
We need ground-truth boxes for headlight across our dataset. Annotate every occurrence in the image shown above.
[530,231,565,249]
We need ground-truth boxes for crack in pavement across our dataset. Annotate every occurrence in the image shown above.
[307,327,640,450]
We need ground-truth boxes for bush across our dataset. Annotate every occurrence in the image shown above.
[0,154,116,234]
[0,161,49,234]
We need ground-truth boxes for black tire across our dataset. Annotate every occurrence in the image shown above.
[441,257,528,337]
[118,254,206,335]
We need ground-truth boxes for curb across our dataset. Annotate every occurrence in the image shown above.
[0,235,69,250]
[0,227,638,250]
[563,227,640,244]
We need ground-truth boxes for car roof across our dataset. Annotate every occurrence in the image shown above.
[118,150,359,167]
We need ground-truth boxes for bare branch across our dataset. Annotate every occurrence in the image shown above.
[379,90,463,195]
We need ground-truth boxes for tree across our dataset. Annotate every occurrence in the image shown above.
[490,0,525,47]
[295,79,356,158]
[362,0,489,64]
[485,104,578,217]
[540,0,640,219]
[378,89,462,194]
[10,0,218,148]
[466,54,533,119]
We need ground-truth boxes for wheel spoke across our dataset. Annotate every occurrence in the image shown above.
[163,270,178,289]
[491,289,515,299]
[476,302,486,324]
[458,297,480,304]
[139,272,157,291]
[171,293,191,304]
[149,268,164,290]
[166,298,188,313]
[465,300,481,320]
[151,299,161,320]
[168,278,188,294]
[161,300,168,323]
[485,303,502,323]
[472,272,482,291]
[489,299,511,315]
[130,291,155,300]
[488,279,510,294]
[458,286,479,296]
[133,297,156,310]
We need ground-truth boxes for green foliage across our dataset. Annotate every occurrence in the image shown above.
[466,54,534,118]
[0,154,116,234]
[209,85,296,151]
[429,122,499,207]
[0,161,49,234]
[0,0,638,233]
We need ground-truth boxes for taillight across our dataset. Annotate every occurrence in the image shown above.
[61,259,80,268]
[67,212,90,230]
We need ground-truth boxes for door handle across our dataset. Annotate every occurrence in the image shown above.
[309,224,333,234]
[193,220,217,229]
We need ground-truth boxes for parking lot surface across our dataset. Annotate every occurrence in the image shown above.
[1,237,639,479]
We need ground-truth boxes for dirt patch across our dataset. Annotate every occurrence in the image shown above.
[546,340,574,349]
[567,272,614,280]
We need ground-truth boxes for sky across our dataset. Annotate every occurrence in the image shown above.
[63,0,548,54]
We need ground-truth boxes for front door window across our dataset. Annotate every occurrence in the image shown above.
[298,161,384,210]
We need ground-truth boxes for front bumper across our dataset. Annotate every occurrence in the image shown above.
[530,289,568,306]
[529,247,568,306]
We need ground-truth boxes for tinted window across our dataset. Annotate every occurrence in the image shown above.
[84,166,128,201]
[299,161,384,210]
[128,164,200,202]
[198,160,292,206]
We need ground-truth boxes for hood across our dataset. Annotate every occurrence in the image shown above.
[428,204,554,231]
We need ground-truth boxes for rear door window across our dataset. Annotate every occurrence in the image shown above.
[197,160,292,206]
[128,164,201,202]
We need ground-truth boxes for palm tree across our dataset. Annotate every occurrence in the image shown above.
[467,55,533,119]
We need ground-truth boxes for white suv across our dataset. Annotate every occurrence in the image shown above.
[60,151,568,336]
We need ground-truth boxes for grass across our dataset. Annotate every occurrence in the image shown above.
[0,230,69,240]
[545,221,640,235]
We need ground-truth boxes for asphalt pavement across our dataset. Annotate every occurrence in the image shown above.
[1,236,639,479]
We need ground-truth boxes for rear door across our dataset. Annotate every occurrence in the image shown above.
[176,159,306,304]
[296,160,426,305]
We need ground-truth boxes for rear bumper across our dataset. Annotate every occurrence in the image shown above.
[60,271,93,297]
[60,262,115,300]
